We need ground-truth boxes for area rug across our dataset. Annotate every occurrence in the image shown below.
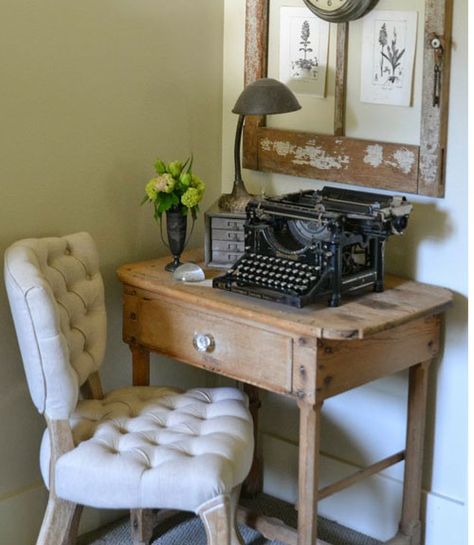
[78,494,381,545]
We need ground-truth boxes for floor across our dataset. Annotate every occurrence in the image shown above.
[78,494,382,545]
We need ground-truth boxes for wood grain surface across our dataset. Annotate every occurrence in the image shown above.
[117,249,452,341]
[251,127,419,192]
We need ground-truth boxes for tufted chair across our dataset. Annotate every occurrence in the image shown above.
[4,232,254,545]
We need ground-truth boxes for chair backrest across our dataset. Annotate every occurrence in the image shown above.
[4,232,106,419]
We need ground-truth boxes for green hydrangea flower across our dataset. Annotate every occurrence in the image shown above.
[181,187,202,208]
[190,174,205,194]
[179,172,192,187]
[145,178,159,201]
[143,155,206,220]
[155,173,176,193]
[168,161,183,178]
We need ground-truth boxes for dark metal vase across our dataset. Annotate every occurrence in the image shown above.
[163,210,188,272]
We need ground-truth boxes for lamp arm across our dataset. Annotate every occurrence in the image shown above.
[217,114,251,211]
[234,114,245,185]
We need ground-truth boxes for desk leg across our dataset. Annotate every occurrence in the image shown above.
[297,399,322,545]
[130,345,152,544]
[243,384,263,497]
[386,360,431,545]
[131,345,150,386]
[400,360,431,544]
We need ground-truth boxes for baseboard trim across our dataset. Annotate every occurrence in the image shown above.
[0,482,125,545]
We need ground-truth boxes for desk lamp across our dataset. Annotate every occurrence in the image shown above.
[218,78,301,212]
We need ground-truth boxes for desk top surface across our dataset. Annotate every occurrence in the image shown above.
[117,249,452,341]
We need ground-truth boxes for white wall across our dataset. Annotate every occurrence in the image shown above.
[0,1,223,543]
[222,1,467,543]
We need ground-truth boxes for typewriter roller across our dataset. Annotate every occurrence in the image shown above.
[212,187,412,308]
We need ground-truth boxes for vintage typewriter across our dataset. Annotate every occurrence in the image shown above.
[212,186,412,307]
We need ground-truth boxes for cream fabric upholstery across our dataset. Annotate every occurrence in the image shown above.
[4,232,254,518]
[4,232,106,419]
[40,386,253,511]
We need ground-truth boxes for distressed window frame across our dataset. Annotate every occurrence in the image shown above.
[242,0,453,197]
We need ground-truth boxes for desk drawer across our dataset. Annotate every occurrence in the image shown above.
[124,296,293,394]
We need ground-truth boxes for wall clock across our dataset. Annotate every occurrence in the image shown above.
[302,0,380,23]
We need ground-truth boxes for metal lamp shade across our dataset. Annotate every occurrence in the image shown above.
[218,78,301,212]
[232,78,301,116]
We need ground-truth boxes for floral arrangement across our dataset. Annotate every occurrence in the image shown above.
[142,157,205,220]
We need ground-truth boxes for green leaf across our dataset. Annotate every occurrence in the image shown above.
[170,193,179,206]
[156,193,173,215]
[140,195,149,206]
[185,154,194,174]
[182,156,190,172]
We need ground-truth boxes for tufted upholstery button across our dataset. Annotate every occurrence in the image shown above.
[65,247,72,255]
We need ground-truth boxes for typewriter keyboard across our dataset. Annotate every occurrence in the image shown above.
[213,253,322,307]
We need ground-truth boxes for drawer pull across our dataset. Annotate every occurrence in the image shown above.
[193,333,215,353]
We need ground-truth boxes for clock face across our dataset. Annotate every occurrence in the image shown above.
[302,0,380,23]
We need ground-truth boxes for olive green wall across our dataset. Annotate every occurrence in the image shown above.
[0,1,223,542]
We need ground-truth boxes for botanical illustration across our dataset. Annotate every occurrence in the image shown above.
[291,20,319,79]
[361,11,418,107]
[374,21,406,87]
[279,7,329,97]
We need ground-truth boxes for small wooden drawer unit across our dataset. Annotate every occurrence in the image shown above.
[204,203,246,269]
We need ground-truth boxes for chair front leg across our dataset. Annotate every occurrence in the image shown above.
[230,487,244,545]
[198,496,233,545]
[63,505,83,545]
[131,509,155,545]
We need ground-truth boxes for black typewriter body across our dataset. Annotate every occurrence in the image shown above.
[212,187,412,308]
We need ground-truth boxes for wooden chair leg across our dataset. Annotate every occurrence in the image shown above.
[198,496,233,545]
[230,487,245,545]
[131,509,155,545]
[63,505,83,545]
[36,495,78,545]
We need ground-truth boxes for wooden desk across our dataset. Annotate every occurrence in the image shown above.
[117,250,452,545]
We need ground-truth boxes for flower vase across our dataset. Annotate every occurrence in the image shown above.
[163,209,188,272]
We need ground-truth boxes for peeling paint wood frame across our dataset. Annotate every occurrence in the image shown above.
[419,0,453,196]
[334,22,349,137]
[242,0,453,197]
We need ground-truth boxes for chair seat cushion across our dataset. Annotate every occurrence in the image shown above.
[40,387,254,511]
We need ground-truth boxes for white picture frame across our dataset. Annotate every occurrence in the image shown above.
[360,10,418,107]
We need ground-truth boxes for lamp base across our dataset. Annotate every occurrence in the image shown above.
[218,183,255,213]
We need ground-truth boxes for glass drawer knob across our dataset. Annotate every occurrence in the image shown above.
[193,333,215,353]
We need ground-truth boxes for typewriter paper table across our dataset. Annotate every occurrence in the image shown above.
[117,250,452,545]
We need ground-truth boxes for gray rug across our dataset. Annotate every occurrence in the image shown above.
[79,495,381,545]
